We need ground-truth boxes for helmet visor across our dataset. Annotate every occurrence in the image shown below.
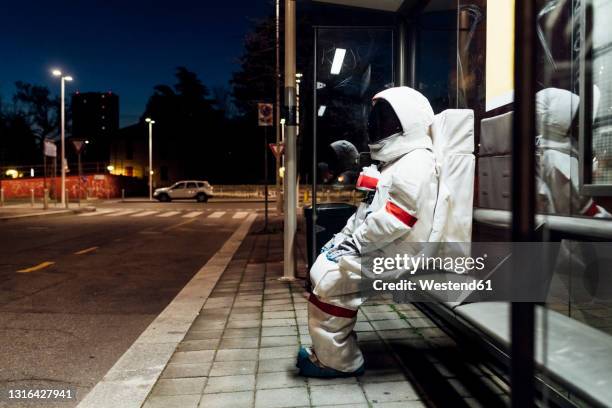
[367,99,403,143]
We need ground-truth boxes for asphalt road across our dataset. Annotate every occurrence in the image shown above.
[0,201,262,407]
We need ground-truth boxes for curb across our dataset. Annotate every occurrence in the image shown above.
[76,213,258,408]
[0,206,95,221]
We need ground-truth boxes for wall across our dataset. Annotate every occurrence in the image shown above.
[0,174,122,199]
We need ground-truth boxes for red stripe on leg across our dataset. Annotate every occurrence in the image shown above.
[385,201,418,227]
[309,294,357,318]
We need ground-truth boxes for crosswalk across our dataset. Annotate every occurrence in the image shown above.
[183,211,204,218]
[79,208,250,220]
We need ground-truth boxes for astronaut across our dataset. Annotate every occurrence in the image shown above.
[536,87,610,217]
[297,87,439,377]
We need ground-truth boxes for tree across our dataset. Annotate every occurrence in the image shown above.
[12,81,60,143]
[0,81,60,169]
[141,67,227,181]
[230,14,313,181]
[231,17,277,118]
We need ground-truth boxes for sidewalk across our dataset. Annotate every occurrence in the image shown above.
[141,216,510,408]
[0,204,92,220]
[84,215,510,407]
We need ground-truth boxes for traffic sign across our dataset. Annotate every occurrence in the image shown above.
[71,139,87,154]
[258,103,274,127]
[269,142,284,160]
[44,140,57,157]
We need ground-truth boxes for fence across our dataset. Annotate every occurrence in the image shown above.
[212,184,360,205]
[0,174,122,200]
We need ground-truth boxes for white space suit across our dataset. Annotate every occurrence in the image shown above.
[536,87,609,217]
[303,87,439,374]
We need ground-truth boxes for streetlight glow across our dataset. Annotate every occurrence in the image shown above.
[146,118,155,201]
[52,68,74,207]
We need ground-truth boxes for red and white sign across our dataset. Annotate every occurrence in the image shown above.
[269,142,284,160]
[258,103,274,127]
[71,139,86,154]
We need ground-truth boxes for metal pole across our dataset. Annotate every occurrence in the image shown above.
[60,77,66,206]
[264,127,269,231]
[282,0,297,281]
[53,156,57,204]
[398,21,407,86]
[43,188,49,210]
[511,0,537,406]
[296,76,301,207]
[31,189,34,207]
[149,121,153,201]
[78,151,82,206]
[312,28,318,269]
[275,0,282,213]
[0,188,3,207]
[43,145,47,193]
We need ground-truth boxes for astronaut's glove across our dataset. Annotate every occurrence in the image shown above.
[325,237,359,263]
[320,237,335,254]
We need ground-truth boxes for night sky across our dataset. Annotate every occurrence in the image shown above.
[0,0,272,126]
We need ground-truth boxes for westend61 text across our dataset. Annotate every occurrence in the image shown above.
[372,279,493,292]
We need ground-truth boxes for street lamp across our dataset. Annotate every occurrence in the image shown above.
[145,118,155,201]
[52,69,73,207]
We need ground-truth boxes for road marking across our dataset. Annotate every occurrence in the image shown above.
[208,211,226,218]
[233,211,249,219]
[131,210,158,217]
[106,209,139,217]
[157,211,180,218]
[79,209,117,217]
[183,211,204,218]
[163,218,196,231]
[75,246,99,255]
[17,261,55,273]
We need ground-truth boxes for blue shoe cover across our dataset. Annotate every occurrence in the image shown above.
[296,347,310,367]
[296,348,364,378]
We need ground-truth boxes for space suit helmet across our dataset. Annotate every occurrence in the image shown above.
[367,99,402,143]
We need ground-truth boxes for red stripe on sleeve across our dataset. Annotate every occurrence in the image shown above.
[385,201,418,227]
[308,294,358,318]
[357,174,379,190]
[583,202,600,217]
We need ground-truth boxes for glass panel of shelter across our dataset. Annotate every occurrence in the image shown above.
[312,27,394,252]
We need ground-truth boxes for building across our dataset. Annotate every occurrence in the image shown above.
[109,122,183,189]
[71,91,119,163]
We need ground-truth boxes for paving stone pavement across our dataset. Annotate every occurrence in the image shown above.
[143,218,510,408]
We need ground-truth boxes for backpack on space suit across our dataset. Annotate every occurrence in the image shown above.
[349,108,475,252]
[428,109,475,257]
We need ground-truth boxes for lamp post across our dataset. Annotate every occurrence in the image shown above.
[52,69,73,207]
[282,0,297,281]
[145,118,155,201]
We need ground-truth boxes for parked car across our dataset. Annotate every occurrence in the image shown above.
[153,181,214,202]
